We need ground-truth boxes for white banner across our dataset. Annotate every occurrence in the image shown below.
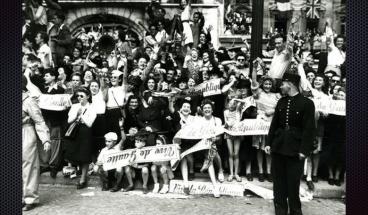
[187,78,221,97]
[103,144,180,171]
[169,180,245,197]
[170,139,213,170]
[313,99,346,116]
[225,119,271,136]
[173,121,224,141]
[38,94,72,111]
[180,139,212,159]
[242,182,274,200]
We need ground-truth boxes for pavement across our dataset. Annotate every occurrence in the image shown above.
[40,172,345,199]
[24,185,345,215]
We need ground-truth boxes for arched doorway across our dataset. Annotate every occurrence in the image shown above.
[69,14,146,40]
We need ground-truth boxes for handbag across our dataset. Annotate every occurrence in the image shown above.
[111,90,125,118]
[65,109,86,139]
[64,120,80,139]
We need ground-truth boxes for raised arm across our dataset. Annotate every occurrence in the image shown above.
[221,76,236,93]
[296,56,314,93]
[168,96,176,114]
[142,46,159,82]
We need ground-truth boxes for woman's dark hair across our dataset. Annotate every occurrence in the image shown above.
[260,76,275,91]
[76,87,92,103]
[312,73,329,95]
[181,98,192,108]
[126,95,141,111]
[201,98,214,110]
[72,47,83,59]
[83,70,96,82]
[144,77,157,91]
[89,80,100,89]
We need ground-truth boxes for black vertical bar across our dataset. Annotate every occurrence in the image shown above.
[250,0,264,70]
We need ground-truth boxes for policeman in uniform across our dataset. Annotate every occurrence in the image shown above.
[265,72,316,215]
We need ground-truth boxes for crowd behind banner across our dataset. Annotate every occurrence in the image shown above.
[22,0,346,197]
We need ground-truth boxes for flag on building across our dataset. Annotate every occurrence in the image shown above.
[304,0,326,19]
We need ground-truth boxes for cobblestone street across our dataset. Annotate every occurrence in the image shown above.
[24,185,345,215]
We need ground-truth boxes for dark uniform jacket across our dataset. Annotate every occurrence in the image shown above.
[266,93,316,157]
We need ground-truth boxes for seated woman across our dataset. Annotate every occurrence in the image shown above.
[169,97,196,194]
[197,99,223,198]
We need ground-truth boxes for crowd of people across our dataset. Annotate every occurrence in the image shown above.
[22,0,346,212]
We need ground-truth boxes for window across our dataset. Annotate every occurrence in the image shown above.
[224,0,252,35]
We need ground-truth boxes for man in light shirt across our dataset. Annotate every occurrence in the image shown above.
[325,35,345,76]
[262,33,294,80]
[262,18,297,90]
[35,32,53,69]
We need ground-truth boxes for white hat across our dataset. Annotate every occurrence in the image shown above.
[104,132,118,141]
[111,70,123,77]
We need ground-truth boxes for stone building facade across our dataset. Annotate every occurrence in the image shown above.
[50,0,346,48]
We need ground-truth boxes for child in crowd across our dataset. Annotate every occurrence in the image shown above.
[224,99,242,182]
[94,132,123,191]
[123,129,151,194]
[151,135,174,194]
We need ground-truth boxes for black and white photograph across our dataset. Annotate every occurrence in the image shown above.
[21,0,346,214]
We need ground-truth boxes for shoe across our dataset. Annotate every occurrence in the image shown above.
[246,174,253,181]
[312,176,318,183]
[168,170,175,180]
[40,166,50,175]
[213,186,220,198]
[23,204,36,211]
[122,185,134,192]
[152,183,160,193]
[183,187,190,195]
[306,181,315,191]
[50,168,58,179]
[218,172,225,183]
[110,185,121,192]
[334,179,341,186]
[328,178,334,185]
[159,184,169,194]
[188,172,195,181]
[235,175,242,182]
[76,182,87,189]
[142,186,149,194]
[227,175,234,182]
[258,173,265,182]
[101,182,109,191]
[266,174,273,182]
[200,160,210,173]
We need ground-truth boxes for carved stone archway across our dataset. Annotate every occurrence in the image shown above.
[64,7,147,39]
